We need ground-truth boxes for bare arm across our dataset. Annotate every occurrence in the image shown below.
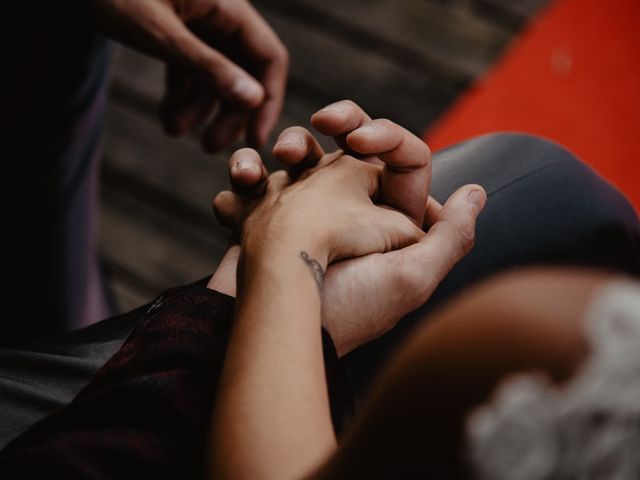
[211,243,335,480]
[209,151,424,479]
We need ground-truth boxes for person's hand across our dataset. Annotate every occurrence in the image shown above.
[95,0,288,151]
[209,101,486,355]
[213,147,426,278]
[310,101,486,353]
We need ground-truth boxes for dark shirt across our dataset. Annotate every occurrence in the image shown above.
[0,285,351,478]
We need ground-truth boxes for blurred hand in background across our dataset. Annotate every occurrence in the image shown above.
[96,0,288,152]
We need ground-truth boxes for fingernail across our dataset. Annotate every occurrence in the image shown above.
[276,133,304,147]
[319,103,346,114]
[231,77,263,105]
[467,189,485,212]
[353,124,377,135]
[235,155,256,172]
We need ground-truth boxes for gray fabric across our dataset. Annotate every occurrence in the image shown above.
[0,305,145,449]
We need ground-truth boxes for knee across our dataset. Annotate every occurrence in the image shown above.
[446,133,640,274]
[431,131,584,199]
[466,133,635,223]
[471,131,569,150]
[468,132,583,171]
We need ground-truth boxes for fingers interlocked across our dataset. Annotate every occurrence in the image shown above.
[305,100,432,225]
[215,100,435,233]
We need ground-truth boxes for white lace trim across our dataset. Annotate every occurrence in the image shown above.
[466,281,640,480]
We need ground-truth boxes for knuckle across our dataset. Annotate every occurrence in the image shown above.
[332,154,365,175]
[267,169,289,190]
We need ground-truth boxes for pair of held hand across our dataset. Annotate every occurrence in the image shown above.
[208,100,487,356]
[92,0,485,354]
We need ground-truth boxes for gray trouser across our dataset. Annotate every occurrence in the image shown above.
[1,132,638,448]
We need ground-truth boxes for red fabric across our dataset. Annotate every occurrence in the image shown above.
[424,0,640,210]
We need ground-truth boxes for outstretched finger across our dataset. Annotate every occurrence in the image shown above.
[347,119,432,225]
[310,100,374,158]
[273,126,325,173]
[228,148,269,198]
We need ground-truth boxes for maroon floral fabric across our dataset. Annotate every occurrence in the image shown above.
[0,285,350,478]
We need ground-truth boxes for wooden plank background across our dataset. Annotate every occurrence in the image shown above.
[100,0,548,312]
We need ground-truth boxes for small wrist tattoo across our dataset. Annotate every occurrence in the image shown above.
[300,251,324,292]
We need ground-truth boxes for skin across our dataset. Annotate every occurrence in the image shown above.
[208,102,487,479]
[209,101,487,355]
[209,142,428,480]
[205,103,626,478]
[206,111,623,478]
[95,0,288,150]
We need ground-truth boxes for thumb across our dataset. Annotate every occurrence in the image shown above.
[160,14,265,107]
[342,185,485,326]
[410,184,487,285]
[371,185,486,314]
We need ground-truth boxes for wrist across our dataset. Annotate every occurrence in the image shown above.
[243,227,330,272]
[239,235,329,300]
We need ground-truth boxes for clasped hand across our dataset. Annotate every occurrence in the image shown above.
[209,101,486,355]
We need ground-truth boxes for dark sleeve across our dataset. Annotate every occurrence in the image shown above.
[0,285,352,478]
[0,285,234,479]
[322,330,355,434]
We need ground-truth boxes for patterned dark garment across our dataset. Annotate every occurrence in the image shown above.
[0,286,351,478]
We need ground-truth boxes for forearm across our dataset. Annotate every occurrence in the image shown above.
[211,244,337,480]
